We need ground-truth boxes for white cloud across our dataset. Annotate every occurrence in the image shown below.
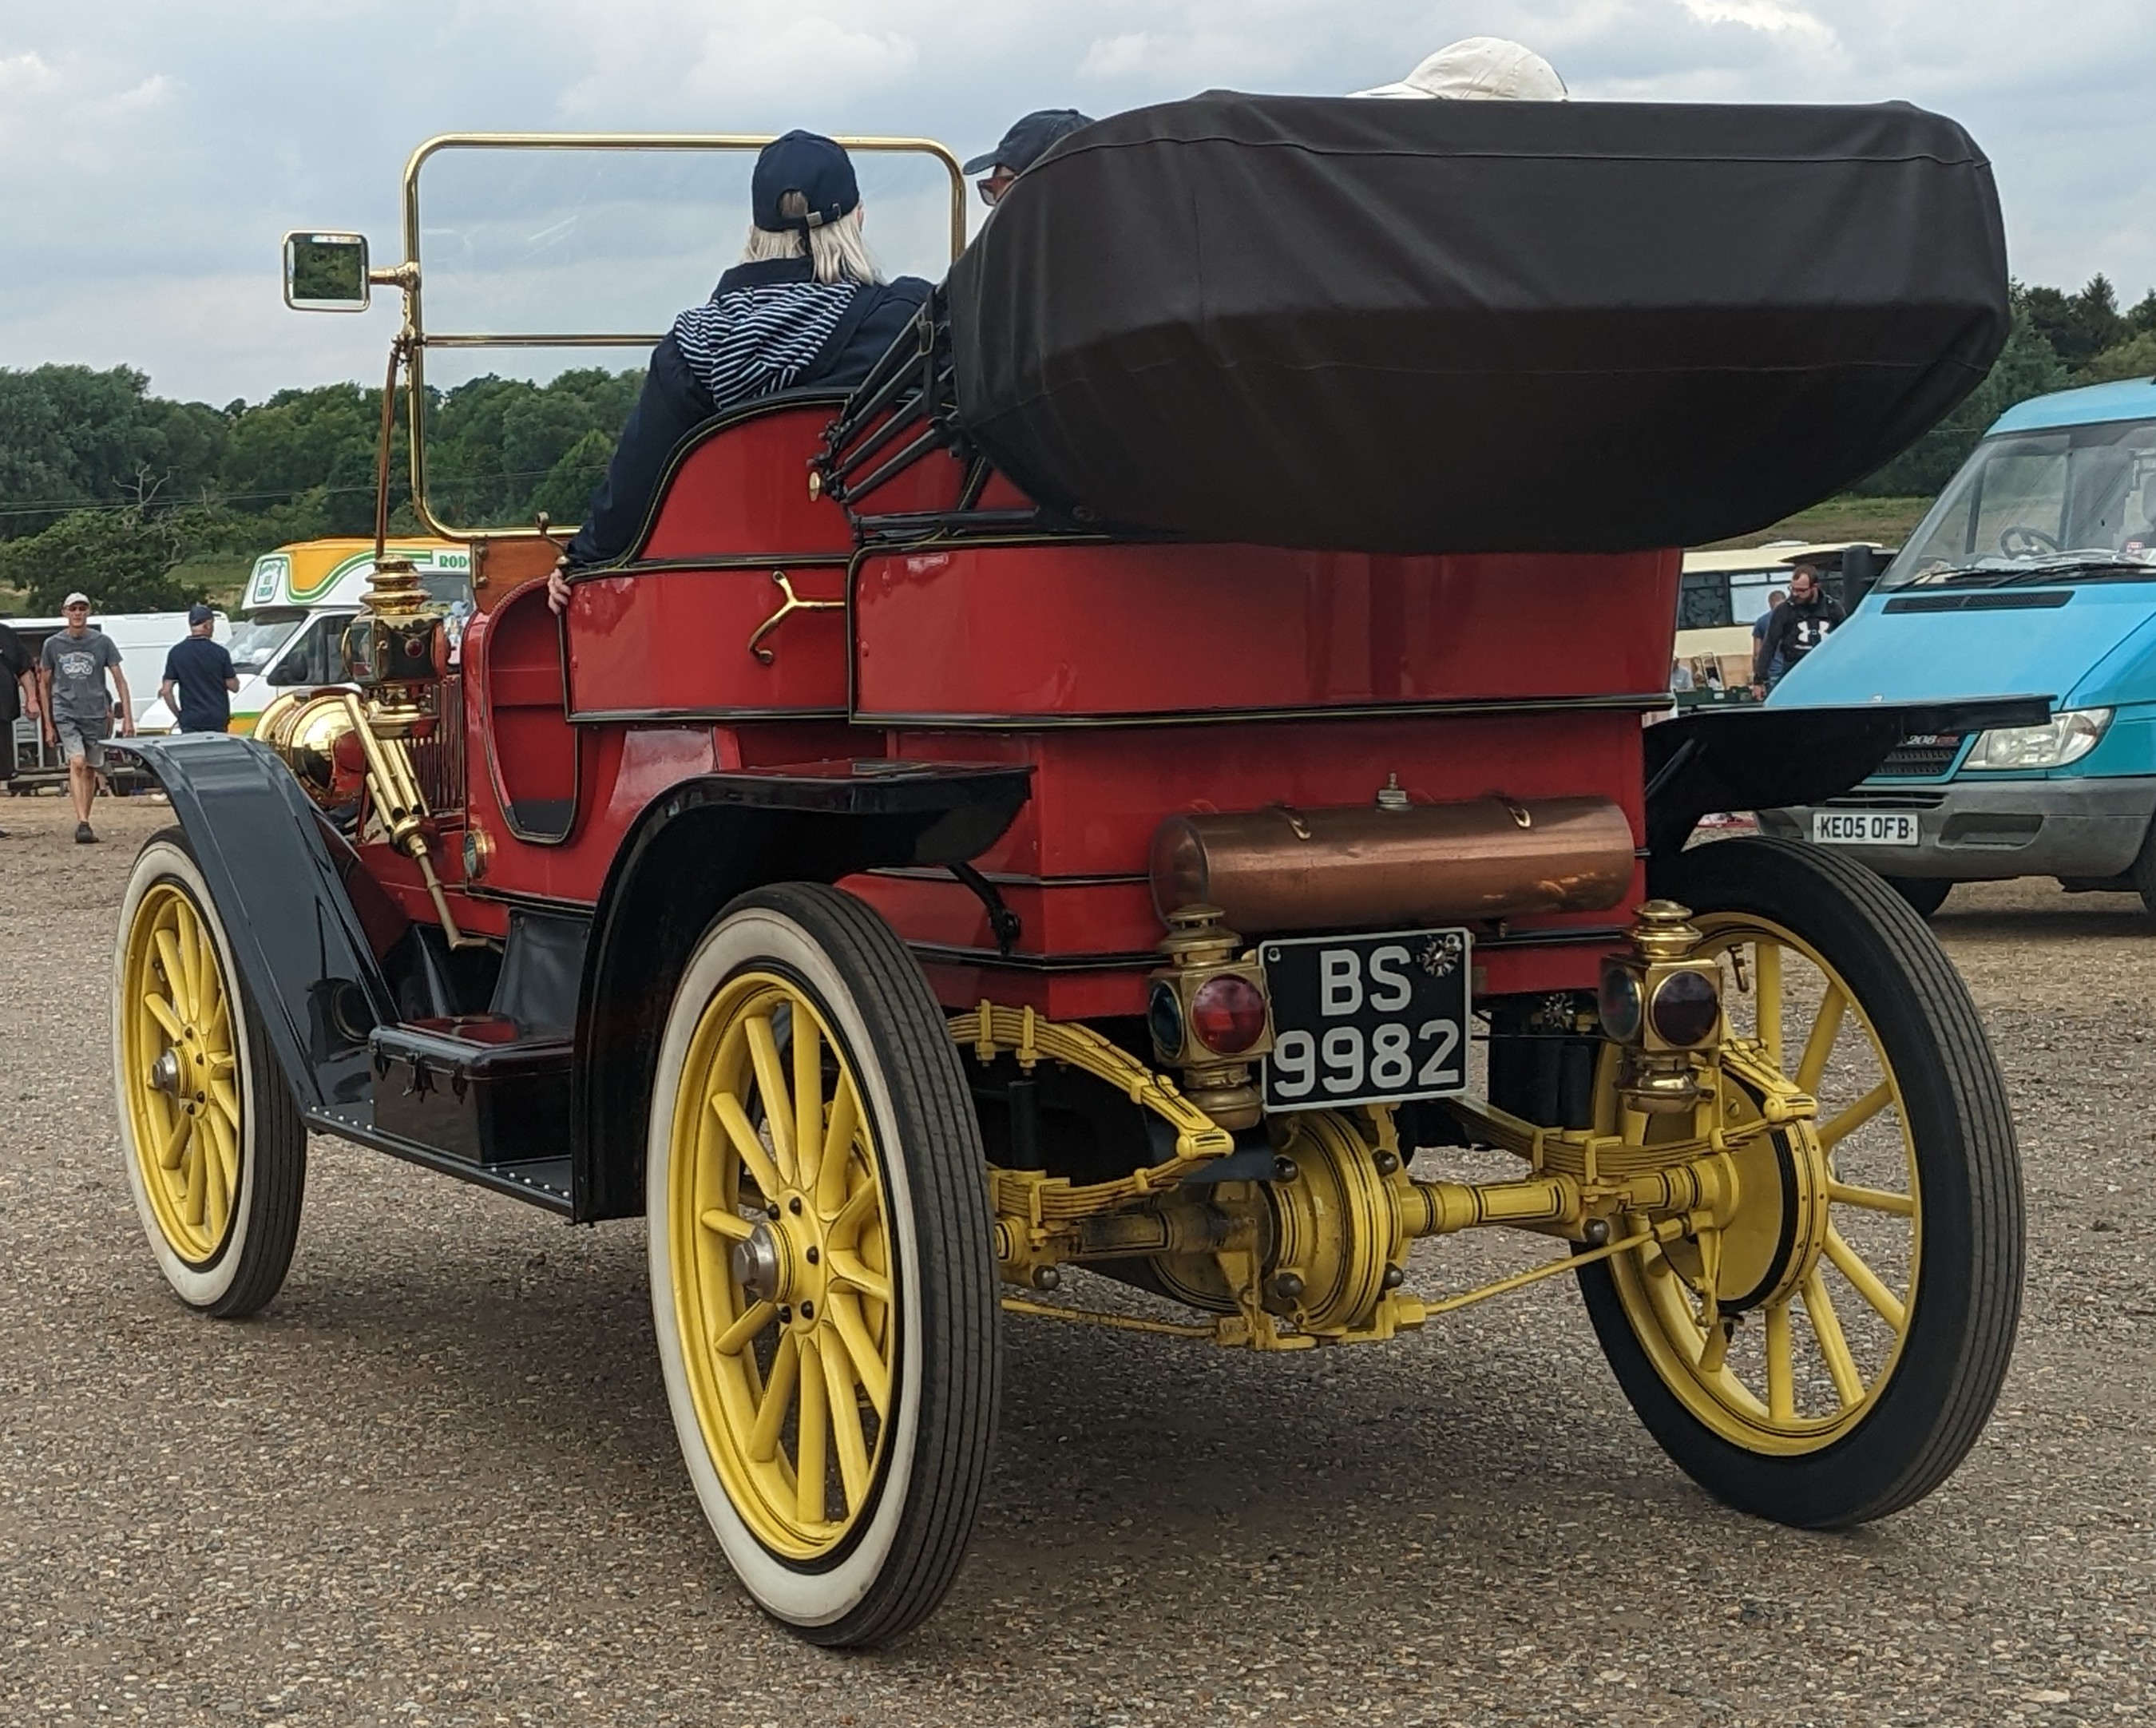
[3,2,2156,401]
[1678,0,1837,46]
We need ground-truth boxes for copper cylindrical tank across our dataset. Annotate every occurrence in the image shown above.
[1149,796,1635,933]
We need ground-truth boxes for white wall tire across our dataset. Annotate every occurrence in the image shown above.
[112,831,307,1317]
[647,882,999,1646]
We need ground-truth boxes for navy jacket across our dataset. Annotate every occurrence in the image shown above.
[567,260,930,567]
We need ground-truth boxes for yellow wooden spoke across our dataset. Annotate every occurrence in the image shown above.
[745,1013,797,1184]
[1827,1179,1915,1215]
[1765,1301,1795,1423]
[204,1107,240,1196]
[145,993,186,1043]
[698,1207,755,1242]
[819,1326,873,1514]
[1823,1227,1906,1332]
[203,992,232,1055]
[815,1079,862,1217]
[195,925,220,1017]
[155,1109,188,1172]
[827,1248,891,1308]
[1795,983,1848,1094]
[210,1078,240,1132]
[1696,1317,1732,1376]
[154,927,194,1022]
[828,1166,879,1246]
[711,1091,784,1199]
[748,1332,799,1463]
[201,1119,231,1235]
[1820,1080,1894,1151]
[180,1128,207,1228]
[795,1336,829,1526]
[1754,939,1784,1067]
[791,1013,823,1194]
[825,1291,891,1418]
[713,1300,776,1358]
[1803,1270,1866,1408]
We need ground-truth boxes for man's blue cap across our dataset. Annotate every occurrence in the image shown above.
[187,603,215,625]
[752,130,861,232]
[963,109,1094,176]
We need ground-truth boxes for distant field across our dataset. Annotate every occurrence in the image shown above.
[1703,494,1931,551]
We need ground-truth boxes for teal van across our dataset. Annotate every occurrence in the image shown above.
[1762,377,2156,914]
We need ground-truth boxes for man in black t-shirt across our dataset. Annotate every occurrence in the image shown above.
[1752,563,1847,696]
[160,604,238,734]
[0,620,38,837]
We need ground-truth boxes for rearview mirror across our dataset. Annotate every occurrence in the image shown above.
[283,232,371,311]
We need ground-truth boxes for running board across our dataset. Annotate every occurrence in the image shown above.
[304,1103,575,1215]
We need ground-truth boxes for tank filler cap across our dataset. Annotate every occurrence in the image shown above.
[1375,773,1410,812]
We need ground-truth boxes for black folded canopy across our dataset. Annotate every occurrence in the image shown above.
[945,94,2008,554]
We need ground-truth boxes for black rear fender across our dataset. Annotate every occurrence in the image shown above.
[573,760,1032,1220]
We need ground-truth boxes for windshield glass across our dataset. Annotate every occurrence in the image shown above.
[1885,416,2156,588]
[226,616,300,675]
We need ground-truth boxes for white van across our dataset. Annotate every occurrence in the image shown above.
[137,537,473,735]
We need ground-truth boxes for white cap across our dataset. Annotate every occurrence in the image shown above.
[62,591,90,608]
[1352,38,1568,101]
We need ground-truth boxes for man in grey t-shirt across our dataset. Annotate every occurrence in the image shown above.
[38,592,133,844]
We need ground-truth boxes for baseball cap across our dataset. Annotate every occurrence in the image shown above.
[751,130,860,232]
[188,602,216,625]
[1352,38,1568,101]
[962,109,1095,176]
[62,591,89,608]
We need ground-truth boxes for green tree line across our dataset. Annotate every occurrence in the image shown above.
[5,275,2156,613]
[0,365,640,611]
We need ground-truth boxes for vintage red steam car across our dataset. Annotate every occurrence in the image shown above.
[112,98,2032,1645]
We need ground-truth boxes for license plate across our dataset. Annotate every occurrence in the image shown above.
[1813,810,1920,845]
[1261,928,1472,1113]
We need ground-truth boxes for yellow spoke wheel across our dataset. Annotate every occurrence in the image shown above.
[648,884,997,1647]
[1579,837,2020,1528]
[113,834,307,1317]
[672,970,897,1559]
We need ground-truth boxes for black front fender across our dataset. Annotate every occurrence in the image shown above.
[1643,696,2054,861]
[114,735,397,1111]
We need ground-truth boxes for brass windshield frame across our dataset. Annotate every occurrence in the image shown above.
[390,133,967,540]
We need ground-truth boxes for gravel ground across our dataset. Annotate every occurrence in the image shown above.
[1,790,2150,1726]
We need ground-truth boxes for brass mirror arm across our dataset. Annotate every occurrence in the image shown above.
[747,570,844,664]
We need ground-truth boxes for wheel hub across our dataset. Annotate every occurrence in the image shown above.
[149,1048,180,1096]
[731,1224,787,1305]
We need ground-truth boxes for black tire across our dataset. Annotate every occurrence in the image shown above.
[1883,875,1952,919]
[2126,818,2156,917]
[646,882,999,1647]
[113,829,307,1318]
[1580,835,2022,1528]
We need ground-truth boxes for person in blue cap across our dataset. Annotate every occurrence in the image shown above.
[964,109,1094,208]
[549,131,931,600]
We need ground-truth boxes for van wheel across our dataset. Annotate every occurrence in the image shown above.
[113,831,307,1317]
[2125,819,2156,917]
[1883,875,1952,918]
[646,883,999,1646]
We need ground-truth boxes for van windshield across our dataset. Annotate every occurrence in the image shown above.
[227,616,301,674]
[1885,416,2156,588]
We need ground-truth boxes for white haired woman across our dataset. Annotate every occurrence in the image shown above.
[549,131,930,602]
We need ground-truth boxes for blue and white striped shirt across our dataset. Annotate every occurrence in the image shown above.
[672,271,862,411]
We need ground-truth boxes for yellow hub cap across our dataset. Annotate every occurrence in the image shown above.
[120,882,242,1265]
[669,971,897,1560]
[1608,914,1920,1454]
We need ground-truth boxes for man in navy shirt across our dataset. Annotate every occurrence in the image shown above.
[160,604,238,734]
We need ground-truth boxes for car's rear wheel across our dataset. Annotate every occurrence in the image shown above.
[1582,838,2021,1527]
[647,883,999,1646]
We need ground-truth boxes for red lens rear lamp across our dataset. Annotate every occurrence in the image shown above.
[1189,973,1267,1054]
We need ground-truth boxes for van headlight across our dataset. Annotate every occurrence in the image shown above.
[1964,708,2111,771]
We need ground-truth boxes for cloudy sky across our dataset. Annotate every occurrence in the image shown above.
[2,0,2150,406]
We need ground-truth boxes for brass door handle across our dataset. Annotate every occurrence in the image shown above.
[747,569,844,664]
